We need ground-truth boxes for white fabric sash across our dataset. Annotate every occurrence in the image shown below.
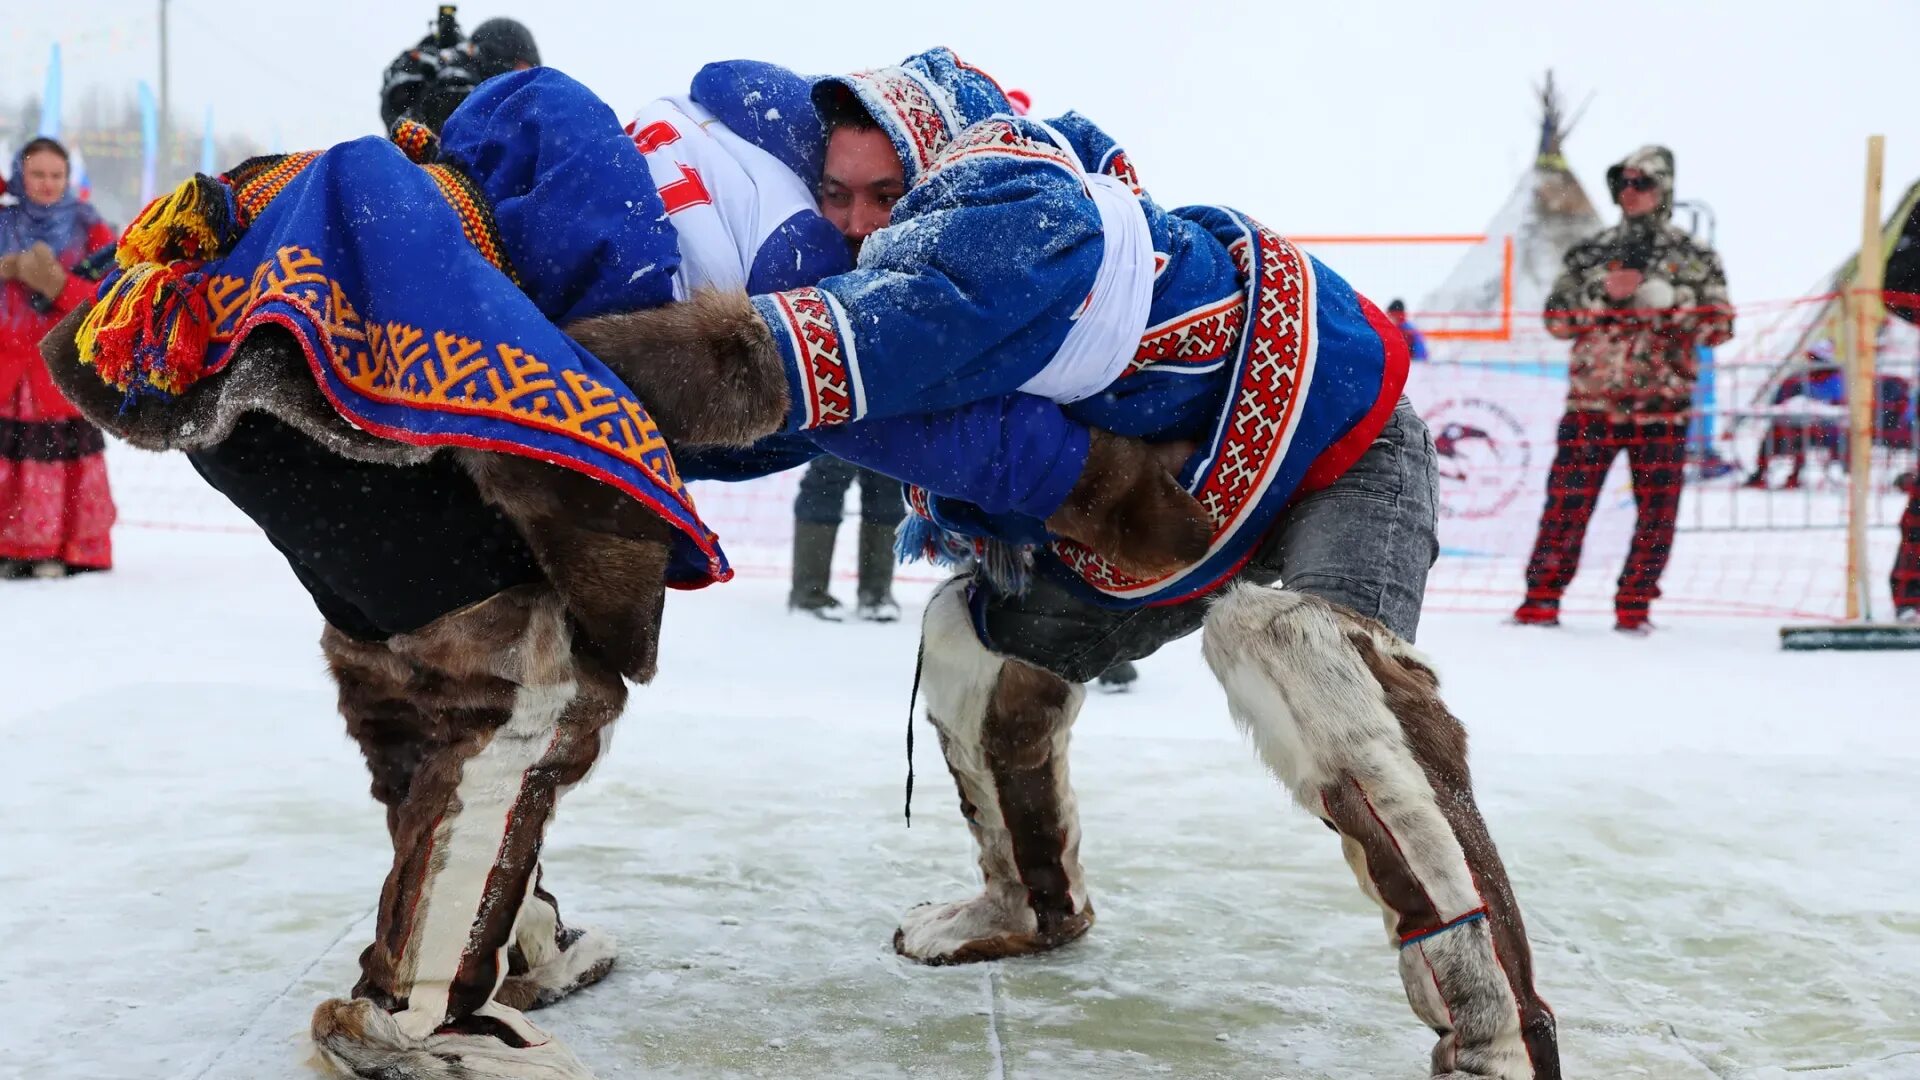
[1017,171,1156,404]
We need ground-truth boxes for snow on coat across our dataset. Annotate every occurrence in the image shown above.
[749,56,1408,608]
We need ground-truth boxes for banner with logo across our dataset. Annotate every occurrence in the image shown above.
[1405,362,1638,560]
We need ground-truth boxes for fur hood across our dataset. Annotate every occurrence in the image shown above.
[1605,144,1676,221]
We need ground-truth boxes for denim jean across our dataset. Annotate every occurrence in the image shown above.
[974,398,1440,684]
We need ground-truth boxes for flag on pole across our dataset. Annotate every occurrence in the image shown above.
[40,44,63,139]
[138,82,159,203]
[201,106,217,174]
[70,145,92,202]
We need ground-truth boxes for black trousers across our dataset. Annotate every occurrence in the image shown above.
[793,456,906,526]
[188,414,542,641]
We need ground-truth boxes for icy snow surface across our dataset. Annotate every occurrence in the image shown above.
[4,526,1917,1079]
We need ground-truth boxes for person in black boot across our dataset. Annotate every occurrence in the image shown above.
[789,455,904,621]
[1095,660,1138,692]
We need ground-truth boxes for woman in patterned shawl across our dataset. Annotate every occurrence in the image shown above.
[0,136,116,578]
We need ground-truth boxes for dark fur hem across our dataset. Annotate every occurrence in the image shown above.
[38,304,424,465]
[45,303,671,681]
[454,450,672,682]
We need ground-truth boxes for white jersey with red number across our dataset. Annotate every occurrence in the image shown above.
[624,96,845,298]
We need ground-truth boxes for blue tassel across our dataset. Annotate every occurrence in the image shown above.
[895,513,1034,595]
[894,513,948,566]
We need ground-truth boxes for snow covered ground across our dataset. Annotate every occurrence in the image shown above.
[5,524,1918,1080]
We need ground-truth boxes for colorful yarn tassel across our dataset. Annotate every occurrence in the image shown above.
[116,174,238,267]
[74,260,215,402]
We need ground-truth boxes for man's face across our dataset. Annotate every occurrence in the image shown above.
[1616,169,1661,218]
[21,150,68,207]
[819,126,904,253]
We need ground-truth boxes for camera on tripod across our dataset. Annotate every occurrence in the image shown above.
[420,5,478,90]
[434,4,462,50]
[381,5,539,134]
[379,4,476,134]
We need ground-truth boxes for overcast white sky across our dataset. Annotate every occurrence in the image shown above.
[4,0,1916,307]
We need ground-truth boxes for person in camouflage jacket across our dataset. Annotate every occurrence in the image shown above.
[1515,145,1734,633]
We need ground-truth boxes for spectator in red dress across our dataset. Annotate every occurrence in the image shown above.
[0,137,117,579]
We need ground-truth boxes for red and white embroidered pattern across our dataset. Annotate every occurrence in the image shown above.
[1103,149,1144,196]
[1126,294,1246,375]
[924,120,1085,186]
[771,287,860,429]
[906,483,933,520]
[847,69,952,178]
[1053,219,1316,597]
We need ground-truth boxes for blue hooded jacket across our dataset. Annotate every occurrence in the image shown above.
[745,51,1410,608]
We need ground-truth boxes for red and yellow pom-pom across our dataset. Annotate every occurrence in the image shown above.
[117,175,236,268]
[74,260,215,400]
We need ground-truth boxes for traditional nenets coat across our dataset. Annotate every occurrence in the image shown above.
[39,70,773,1080]
[38,65,1203,1080]
[610,49,1561,1079]
[627,57,1212,572]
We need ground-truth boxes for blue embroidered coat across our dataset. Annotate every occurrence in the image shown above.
[749,49,1411,608]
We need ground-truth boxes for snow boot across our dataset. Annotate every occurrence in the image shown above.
[895,581,1095,964]
[1509,598,1560,627]
[496,883,618,1011]
[1203,587,1559,1079]
[788,520,844,620]
[855,520,901,622]
[1095,660,1138,692]
[312,997,595,1079]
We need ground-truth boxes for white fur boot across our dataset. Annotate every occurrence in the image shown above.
[499,884,618,1011]
[1202,585,1559,1080]
[895,581,1093,964]
[312,997,595,1079]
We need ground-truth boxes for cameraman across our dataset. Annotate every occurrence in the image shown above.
[1512,145,1733,634]
[380,9,541,135]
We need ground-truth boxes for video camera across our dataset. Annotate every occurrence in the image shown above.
[379,5,478,135]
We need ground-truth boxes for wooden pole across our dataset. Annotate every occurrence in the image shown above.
[1845,135,1886,621]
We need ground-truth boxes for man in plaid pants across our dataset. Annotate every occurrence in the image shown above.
[1513,146,1734,634]
[1894,479,1920,622]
